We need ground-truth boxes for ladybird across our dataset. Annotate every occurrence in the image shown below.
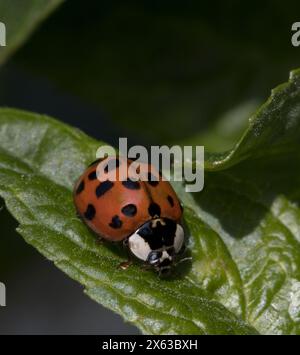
[73,156,185,275]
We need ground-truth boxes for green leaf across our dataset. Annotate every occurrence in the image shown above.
[0,0,63,66]
[0,108,256,335]
[1,68,300,334]
[177,153,300,334]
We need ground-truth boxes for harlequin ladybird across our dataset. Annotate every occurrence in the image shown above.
[73,156,185,275]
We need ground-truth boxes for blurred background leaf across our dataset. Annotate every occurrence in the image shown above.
[9,0,300,144]
[199,69,300,170]
[0,0,63,66]
[0,198,35,274]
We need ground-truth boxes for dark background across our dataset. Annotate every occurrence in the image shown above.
[0,0,299,334]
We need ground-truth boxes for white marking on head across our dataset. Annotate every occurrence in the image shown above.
[128,233,151,261]
[158,250,173,265]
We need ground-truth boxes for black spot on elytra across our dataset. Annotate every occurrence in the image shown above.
[96,180,114,198]
[167,195,174,207]
[122,179,140,190]
[84,204,96,220]
[147,172,159,187]
[121,204,137,217]
[88,170,97,180]
[148,202,161,217]
[76,180,85,194]
[104,158,120,173]
[109,215,123,229]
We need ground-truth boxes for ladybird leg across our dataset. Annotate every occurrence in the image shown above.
[118,238,133,270]
[141,262,153,271]
[119,260,132,270]
[122,238,131,255]
[123,238,129,248]
[95,236,104,245]
[76,211,84,220]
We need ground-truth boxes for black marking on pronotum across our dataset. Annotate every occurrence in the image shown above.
[84,204,96,220]
[147,172,159,187]
[96,180,114,198]
[88,170,97,180]
[167,247,175,256]
[138,218,177,249]
[121,204,137,217]
[148,202,161,217]
[88,156,107,167]
[167,195,174,207]
[76,180,85,194]
[109,215,123,229]
[122,179,140,190]
[104,158,120,173]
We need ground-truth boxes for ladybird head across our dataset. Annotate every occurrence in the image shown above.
[127,217,185,275]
